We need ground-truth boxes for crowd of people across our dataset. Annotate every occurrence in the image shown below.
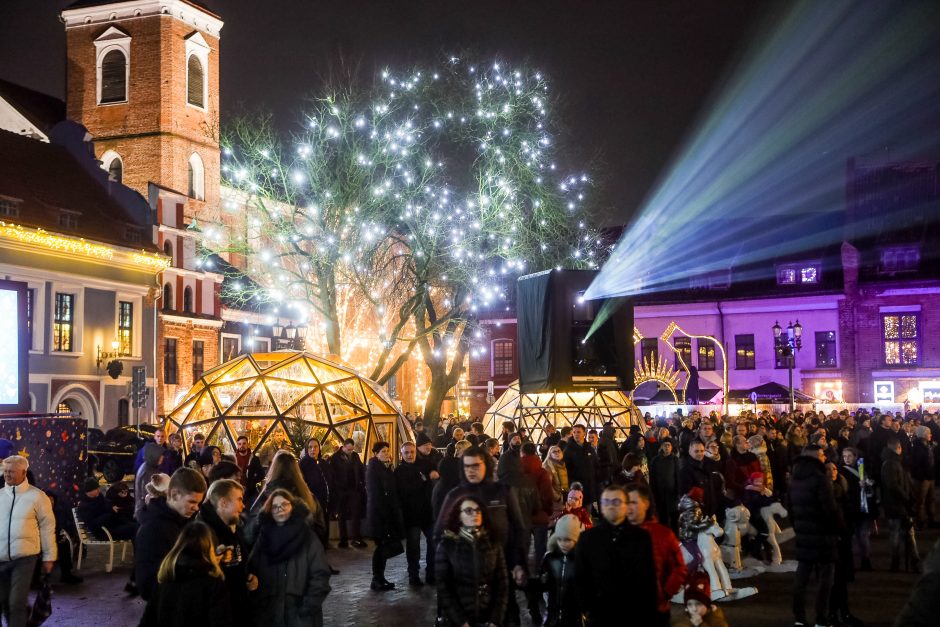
[0,407,939,626]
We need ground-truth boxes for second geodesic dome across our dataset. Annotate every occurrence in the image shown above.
[165,351,411,460]
[482,380,643,444]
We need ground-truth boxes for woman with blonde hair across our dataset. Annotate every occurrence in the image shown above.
[248,489,332,627]
[249,449,327,540]
[542,445,569,515]
[140,521,232,626]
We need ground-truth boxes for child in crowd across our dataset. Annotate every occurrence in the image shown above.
[673,573,729,627]
[540,514,583,627]
[740,472,775,562]
[549,483,592,530]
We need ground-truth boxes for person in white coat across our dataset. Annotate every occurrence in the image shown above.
[0,455,56,627]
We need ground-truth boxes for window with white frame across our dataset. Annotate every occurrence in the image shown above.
[184,32,210,111]
[188,153,205,200]
[115,293,142,357]
[94,27,131,105]
[492,339,514,377]
[51,282,87,354]
[221,334,241,362]
[100,150,123,183]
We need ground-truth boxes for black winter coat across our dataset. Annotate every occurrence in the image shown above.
[678,457,721,517]
[435,479,527,569]
[563,440,599,505]
[911,439,935,482]
[76,493,115,538]
[788,455,839,563]
[540,549,582,627]
[135,498,190,601]
[195,501,253,627]
[768,439,790,493]
[329,450,365,495]
[299,455,331,513]
[365,458,404,541]
[881,448,913,518]
[139,557,233,627]
[395,460,433,529]
[574,519,658,626]
[436,529,508,627]
[649,453,679,515]
[894,537,940,627]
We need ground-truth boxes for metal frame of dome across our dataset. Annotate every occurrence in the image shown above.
[165,351,412,460]
[482,380,643,444]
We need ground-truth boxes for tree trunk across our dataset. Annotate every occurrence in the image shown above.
[316,266,342,356]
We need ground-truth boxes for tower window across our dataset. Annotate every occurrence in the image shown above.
[188,153,205,200]
[187,55,205,108]
[183,286,193,313]
[108,157,123,183]
[100,49,127,104]
[163,283,173,310]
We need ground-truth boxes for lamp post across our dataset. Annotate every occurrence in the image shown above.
[272,318,308,350]
[773,319,803,412]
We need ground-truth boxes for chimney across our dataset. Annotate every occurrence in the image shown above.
[841,241,860,297]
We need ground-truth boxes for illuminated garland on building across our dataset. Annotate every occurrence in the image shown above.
[0,221,170,271]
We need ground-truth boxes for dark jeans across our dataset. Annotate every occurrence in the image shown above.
[405,525,435,578]
[0,555,38,627]
[888,517,920,568]
[792,561,834,625]
[334,491,362,542]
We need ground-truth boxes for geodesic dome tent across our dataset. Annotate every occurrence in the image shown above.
[165,351,411,460]
[482,380,643,444]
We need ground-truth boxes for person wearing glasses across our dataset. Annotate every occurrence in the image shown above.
[573,484,658,626]
[436,496,508,627]
[247,489,331,627]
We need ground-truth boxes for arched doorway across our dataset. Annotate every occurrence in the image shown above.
[51,384,100,427]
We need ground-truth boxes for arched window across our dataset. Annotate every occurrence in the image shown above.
[163,283,173,310]
[100,49,127,103]
[163,240,173,264]
[188,153,205,200]
[183,286,193,313]
[107,156,123,183]
[187,55,205,108]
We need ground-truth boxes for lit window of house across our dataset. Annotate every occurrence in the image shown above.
[883,313,918,365]
[800,265,819,283]
[777,267,796,285]
[880,246,920,273]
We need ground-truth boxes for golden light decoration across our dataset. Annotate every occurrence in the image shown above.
[482,380,642,444]
[633,355,682,404]
[164,350,413,460]
[660,320,729,411]
[132,252,172,270]
[1,222,113,259]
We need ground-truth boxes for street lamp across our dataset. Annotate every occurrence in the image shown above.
[271,318,307,350]
[773,319,803,412]
[97,338,126,378]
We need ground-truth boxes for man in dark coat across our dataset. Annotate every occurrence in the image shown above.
[882,438,921,572]
[415,433,443,474]
[329,438,366,548]
[596,423,621,486]
[563,425,599,508]
[911,427,936,529]
[539,423,561,459]
[135,468,206,601]
[436,446,528,626]
[395,441,435,586]
[678,440,720,517]
[788,445,840,627]
[867,415,894,484]
[575,483,658,626]
[195,478,257,627]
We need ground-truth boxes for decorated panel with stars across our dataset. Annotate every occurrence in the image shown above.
[0,417,87,508]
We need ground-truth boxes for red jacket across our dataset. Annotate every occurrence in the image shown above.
[640,519,688,613]
[521,455,555,526]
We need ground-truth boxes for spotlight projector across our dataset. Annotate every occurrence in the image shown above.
[516,269,633,394]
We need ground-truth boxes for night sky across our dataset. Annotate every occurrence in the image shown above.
[0,0,776,224]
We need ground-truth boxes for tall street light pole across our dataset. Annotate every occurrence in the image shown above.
[773,320,803,412]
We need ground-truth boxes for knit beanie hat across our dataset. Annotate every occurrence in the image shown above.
[145,473,170,498]
[82,477,101,493]
[415,432,433,447]
[747,471,765,485]
[684,571,712,606]
[548,514,583,551]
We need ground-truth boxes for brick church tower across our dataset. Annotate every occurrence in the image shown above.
[61,0,222,212]
[61,0,226,419]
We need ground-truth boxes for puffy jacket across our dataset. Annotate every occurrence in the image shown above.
[563,440,599,505]
[518,455,554,529]
[911,439,935,482]
[0,479,56,562]
[649,453,679,516]
[540,549,582,627]
[134,443,165,521]
[640,519,688,613]
[436,529,508,627]
[788,455,839,563]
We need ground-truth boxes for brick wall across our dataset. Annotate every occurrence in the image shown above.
[156,318,220,416]
[467,321,518,417]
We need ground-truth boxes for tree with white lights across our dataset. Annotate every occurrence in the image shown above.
[205,58,607,422]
